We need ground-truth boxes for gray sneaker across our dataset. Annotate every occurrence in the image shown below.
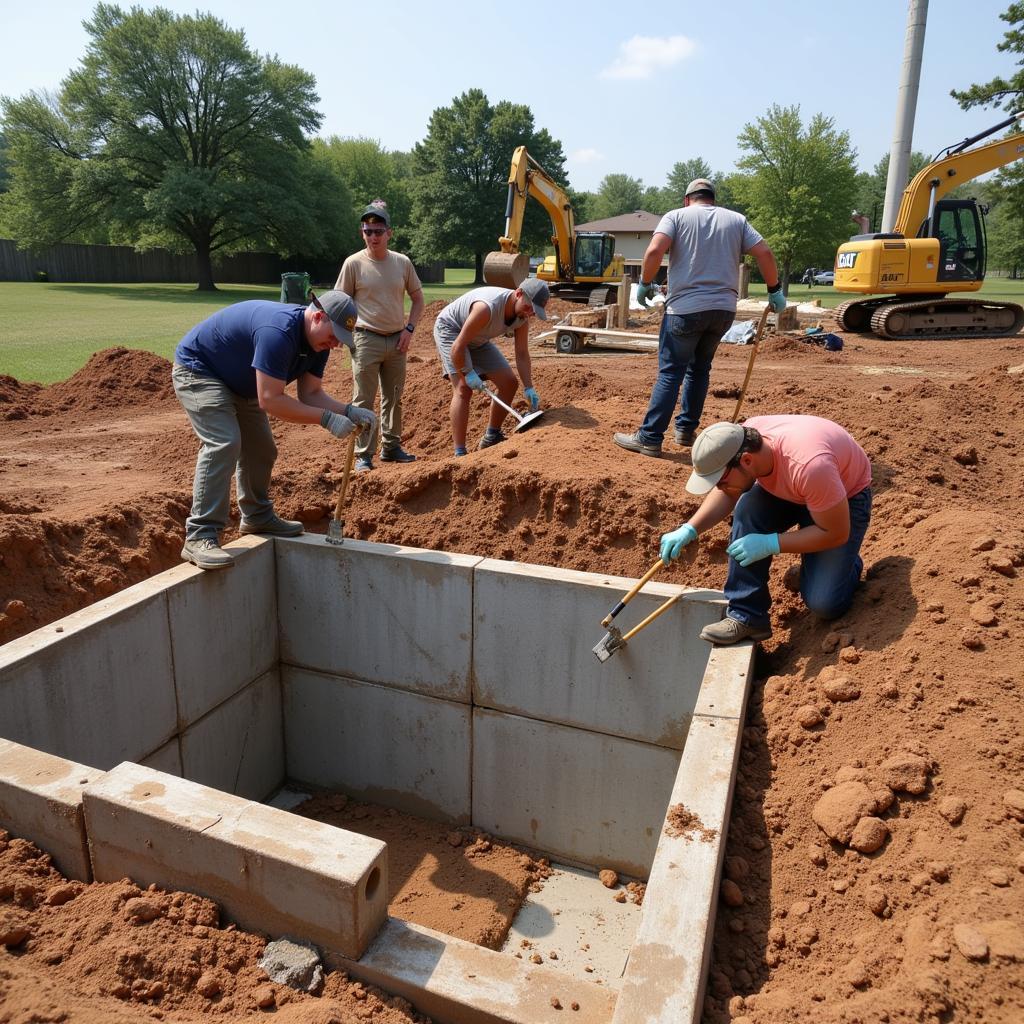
[700,616,772,646]
[181,538,234,571]
[239,515,304,537]
[674,428,696,446]
[612,431,661,457]
[478,430,506,450]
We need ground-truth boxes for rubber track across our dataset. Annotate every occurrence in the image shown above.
[835,299,888,333]
[869,298,1024,340]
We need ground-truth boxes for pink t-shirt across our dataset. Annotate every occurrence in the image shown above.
[744,415,872,512]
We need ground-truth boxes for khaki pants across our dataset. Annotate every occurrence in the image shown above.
[350,328,407,458]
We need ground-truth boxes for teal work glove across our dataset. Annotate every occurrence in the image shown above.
[726,532,780,566]
[524,387,540,412]
[637,281,657,308]
[660,523,698,565]
[463,369,486,391]
[767,284,786,313]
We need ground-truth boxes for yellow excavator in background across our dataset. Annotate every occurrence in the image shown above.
[483,146,625,304]
[834,111,1024,339]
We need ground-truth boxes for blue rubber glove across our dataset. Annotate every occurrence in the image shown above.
[767,285,786,313]
[726,532,780,567]
[524,387,540,412]
[660,523,698,565]
[463,369,486,391]
[637,281,657,308]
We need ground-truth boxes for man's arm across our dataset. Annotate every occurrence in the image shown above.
[512,322,532,390]
[257,371,350,422]
[688,487,740,534]
[748,240,780,288]
[398,287,425,354]
[640,231,672,284]
[777,499,850,554]
[448,302,492,377]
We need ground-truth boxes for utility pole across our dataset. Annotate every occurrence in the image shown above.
[882,0,928,233]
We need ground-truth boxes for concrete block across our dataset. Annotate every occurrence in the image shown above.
[140,738,182,777]
[0,739,104,881]
[333,917,618,1024]
[0,579,178,768]
[692,643,754,721]
[276,537,480,701]
[168,536,277,726]
[473,709,681,876]
[283,667,471,823]
[181,668,283,800]
[84,762,387,960]
[611,712,748,1024]
[473,560,724,748]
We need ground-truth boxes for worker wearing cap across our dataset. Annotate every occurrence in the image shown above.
[613,178,785,458]
[336,201,425,473]
[172,292,376,570]
[433,279,548,455]
[659,416,872,645]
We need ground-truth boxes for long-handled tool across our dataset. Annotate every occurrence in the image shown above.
[484,385,545,433]
[593,558,671,662]
[731,305,770,424]
[326,433,357,545]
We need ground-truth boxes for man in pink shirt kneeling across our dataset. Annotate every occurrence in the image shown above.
[659,415,873,645]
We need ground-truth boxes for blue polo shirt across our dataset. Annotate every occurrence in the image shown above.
[174,301,330,399]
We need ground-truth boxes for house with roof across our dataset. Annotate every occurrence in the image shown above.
[574,210,668,282]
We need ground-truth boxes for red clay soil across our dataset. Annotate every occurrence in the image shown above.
[2,299,1024,1022]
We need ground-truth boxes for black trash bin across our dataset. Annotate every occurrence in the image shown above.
[280,272,311,304]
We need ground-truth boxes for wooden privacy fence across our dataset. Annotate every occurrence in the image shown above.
[0,239,445,286]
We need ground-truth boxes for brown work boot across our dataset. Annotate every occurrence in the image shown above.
[700,616,772,646]
[181,538,234,570]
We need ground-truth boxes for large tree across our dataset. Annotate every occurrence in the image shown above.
[664,157,738,212]
[411,89,567,281]
[852,151,931,233]
[951,2,1024,111]
[732,105,858,289]
[1,4,335,289]
[590,173,645,219]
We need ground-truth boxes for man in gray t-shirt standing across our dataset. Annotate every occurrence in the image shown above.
[613,178,785,458]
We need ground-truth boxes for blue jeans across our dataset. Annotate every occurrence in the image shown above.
[638,309,733,445]
[725,485,873,629]
[172,365,277,540]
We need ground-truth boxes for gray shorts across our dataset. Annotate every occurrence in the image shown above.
[434,331,510,379]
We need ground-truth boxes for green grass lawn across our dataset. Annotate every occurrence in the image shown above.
[0,269,478,384]
[2,268,1021,384]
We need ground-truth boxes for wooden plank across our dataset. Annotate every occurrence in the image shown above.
[536,326,660,341]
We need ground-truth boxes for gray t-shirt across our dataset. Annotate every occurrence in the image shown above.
[655,205,763,315]
[434,286,525,346]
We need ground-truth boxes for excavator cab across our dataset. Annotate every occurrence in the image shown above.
[574,231,617,281]
[920,200,986,283]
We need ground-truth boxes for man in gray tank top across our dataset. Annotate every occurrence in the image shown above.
[613,178,786,457]
[434,279,548,455]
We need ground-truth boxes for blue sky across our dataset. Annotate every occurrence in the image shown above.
[2,1,1020,192]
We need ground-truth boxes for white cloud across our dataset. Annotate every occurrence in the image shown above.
[570,147,605,164]
[600,35,696,80]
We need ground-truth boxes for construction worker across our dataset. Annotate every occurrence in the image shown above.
[172,291,375,570]
[433,280,548,455]
[336,200,425,472]
[613,178,785,457]
[659,416,872,645]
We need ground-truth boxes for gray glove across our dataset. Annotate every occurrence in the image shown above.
[345,404,377,434]
[320,409,356,439]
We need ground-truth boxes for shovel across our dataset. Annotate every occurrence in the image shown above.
[484,385,545,433]
[730,305,770,424]
[326,432,357,545]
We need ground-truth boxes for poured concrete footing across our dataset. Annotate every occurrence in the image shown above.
[0,536,754,1023]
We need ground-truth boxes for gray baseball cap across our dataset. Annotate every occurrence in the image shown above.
[519,277,550,320]
[684,177,716,199]
[360,200,390,227]
[685,422,745,494]
[309,289,358,351]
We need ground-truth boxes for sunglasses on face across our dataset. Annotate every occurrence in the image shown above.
[362,226,387,236]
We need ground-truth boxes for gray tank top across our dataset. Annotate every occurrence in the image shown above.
[435,286,525,345]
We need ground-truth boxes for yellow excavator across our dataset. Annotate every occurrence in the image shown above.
[834,111,1024,339]
[483,146,625,304]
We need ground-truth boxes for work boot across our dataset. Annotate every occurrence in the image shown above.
[380,446,417,463]
[181,538,234,571]
[478,429,506,450]
[239,515,304,537]
[354,456,374,473]
[612,431,661,457]
[674,428,696,446]
[699,616,772,646]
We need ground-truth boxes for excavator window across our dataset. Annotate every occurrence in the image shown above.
[923,201,984,283]
[575,236,604,278]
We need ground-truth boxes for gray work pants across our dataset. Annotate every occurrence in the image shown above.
[172,364,277,540]
[350,328,407,457]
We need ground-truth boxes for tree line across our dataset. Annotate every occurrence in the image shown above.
[2,3,1024,290]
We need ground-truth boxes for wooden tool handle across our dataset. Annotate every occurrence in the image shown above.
[621,591,685,644]
[731,304,771,424]
[601,558,665,627]
[333,433,357,519]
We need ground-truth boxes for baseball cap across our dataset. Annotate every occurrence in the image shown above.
[519,277,550,320]
[360,200,390,227]
[309,289,358,351]
[685,422,745,495]
[684,177,716,199]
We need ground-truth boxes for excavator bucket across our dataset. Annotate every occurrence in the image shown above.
[483,251,529,289]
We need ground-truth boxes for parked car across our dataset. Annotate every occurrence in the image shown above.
[813,270,835,285]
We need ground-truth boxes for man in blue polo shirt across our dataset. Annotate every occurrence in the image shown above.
[172,290,375,570]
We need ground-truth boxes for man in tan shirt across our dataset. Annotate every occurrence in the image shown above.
[336,201,425,471]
